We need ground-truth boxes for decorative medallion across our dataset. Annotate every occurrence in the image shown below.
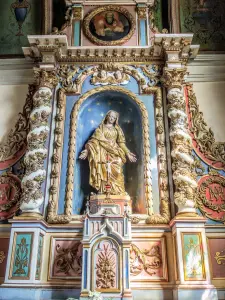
[196,174,225,223]
[83,6,135,46]
[0,174,21,221]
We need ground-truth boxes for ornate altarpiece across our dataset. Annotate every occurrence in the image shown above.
[0,1,224,300]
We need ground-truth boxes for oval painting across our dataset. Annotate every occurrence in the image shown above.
[83,6,135,46]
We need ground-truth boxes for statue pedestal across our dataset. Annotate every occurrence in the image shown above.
[80,194,133,300]
[89,194,131,215]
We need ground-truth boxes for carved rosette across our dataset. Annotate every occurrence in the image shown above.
[20,70,58,216]
[164,68,198,215]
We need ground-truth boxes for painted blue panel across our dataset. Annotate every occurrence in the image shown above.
[83,250,88,289]
[75,90,143,214]
[139,95,160,213]
[12,233,33,278]
[57,78,159,215]
[140,20,147,46]
[125,250,129,289]
[74,21,80,46]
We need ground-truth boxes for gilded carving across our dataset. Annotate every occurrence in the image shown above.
[48,85,169,224]
[163,69,198,214]
[130,244,162,276]
[96,244,116,289]
[137,6,147,19]
[34,68,58,89]
[163,68,187,90]
[196,172,225,223]
[215,250,225,265]
[83,6,136,46]
[0,174,21,220]
[91,70,130,86]
[20,72,56,216]
[0,85,34,167]
[72,6,82,20]
[47,89,72,224]
[58,65,80,93]
[186,84,225,170]
[141,65,163,86]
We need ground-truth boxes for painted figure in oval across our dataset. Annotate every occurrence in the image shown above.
[79,110,136,195]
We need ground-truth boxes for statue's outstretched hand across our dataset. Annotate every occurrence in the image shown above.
[79,149,88,160]
[127,152,137,163]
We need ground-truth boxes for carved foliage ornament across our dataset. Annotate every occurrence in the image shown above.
[34,68,58,89]
[185,84,225,170]
[54,242,82,276]
[0,85,34,169]
[83,6,136,46]
[163,68,187,90]
[0,174,21,221]
[130,243,162,276]
[196,171,225,223]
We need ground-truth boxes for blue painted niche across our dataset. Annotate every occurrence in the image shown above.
[75,90,145,214]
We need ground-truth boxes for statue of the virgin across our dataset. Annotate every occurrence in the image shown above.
[79,110,136,195]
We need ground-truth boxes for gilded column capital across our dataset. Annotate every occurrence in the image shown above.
[72,6,82,20]
[136,5,147,19]
[34,68,58,89]
[162,67,187,90]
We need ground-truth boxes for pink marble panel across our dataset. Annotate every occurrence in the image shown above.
[130,239,167,281]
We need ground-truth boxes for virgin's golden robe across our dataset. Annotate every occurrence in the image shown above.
[86,123,129,195]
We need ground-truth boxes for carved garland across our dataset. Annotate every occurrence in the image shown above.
[185,84,225,170]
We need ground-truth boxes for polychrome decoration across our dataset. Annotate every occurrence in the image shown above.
[9,233,33,279]
[0,174,21,221]
[83,6,135,46]
[207,237,225,279]
[10,0,31,36]
[182,233,205,281]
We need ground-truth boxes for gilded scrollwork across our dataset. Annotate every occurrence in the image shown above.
[196,172,225,223]
[215,250,225,265]
[130,244,162,276]
[186,84,225,170]
[0,85,34,167]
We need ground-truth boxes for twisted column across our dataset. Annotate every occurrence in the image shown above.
[19,69,58,219]
[163,68,197,215]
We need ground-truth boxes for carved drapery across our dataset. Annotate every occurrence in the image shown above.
[19,69,58,218]
[163,68,198,215]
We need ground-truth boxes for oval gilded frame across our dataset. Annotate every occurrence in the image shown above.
[83,5,136,46]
